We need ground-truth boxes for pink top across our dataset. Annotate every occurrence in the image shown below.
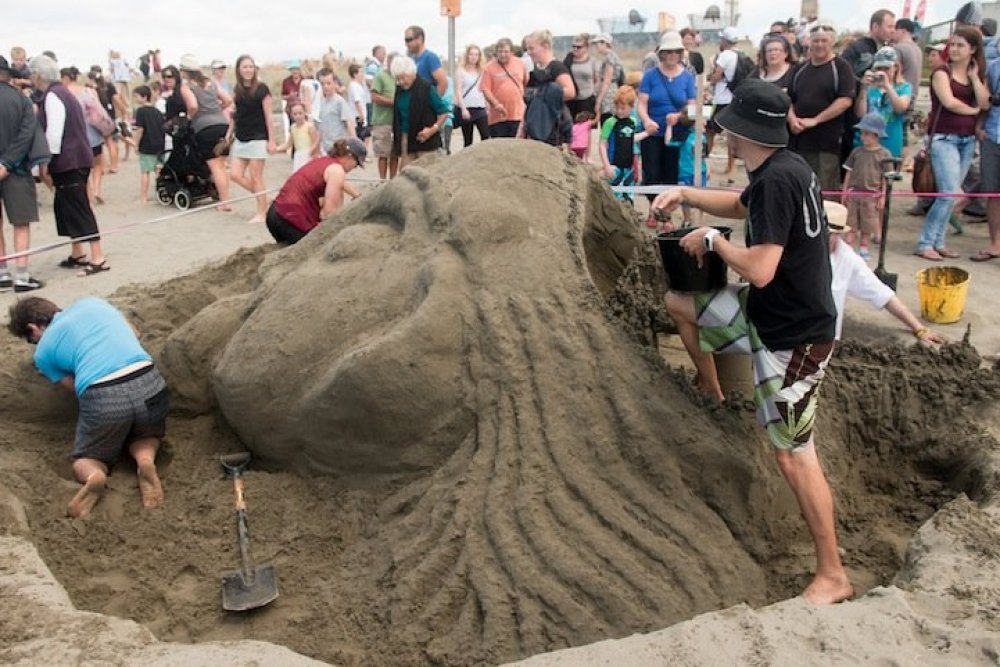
[571,121,591,150]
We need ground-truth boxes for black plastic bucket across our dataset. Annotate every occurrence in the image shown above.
[656,227,732,292]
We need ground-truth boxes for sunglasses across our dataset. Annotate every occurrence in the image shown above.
[810,24,835,33]
[572,44,586,49]
[404,36,418,43]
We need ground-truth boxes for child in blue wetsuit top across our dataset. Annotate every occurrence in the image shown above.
[599,87,648,203]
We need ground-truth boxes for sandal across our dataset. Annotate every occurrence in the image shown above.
[914,249,943,261]
[77,261,110,277]
[58,254,89,268]
[935,248,960,259]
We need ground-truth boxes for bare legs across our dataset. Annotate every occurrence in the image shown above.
[0,225,33,273]
[104,135,120,173]
[664,291,724,401]
[89,153,105,204]
[229,156,268,222]
[378,155,399,180]
[205,156,231,210]
[774,446,853,604]
[67,438,163,518]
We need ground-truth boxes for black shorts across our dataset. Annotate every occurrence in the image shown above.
[91,144,103,157]
[488,121,519,138]
[708,104,727,134]
[51,169,100,239]
[265,203,308,245]
[194,124,228,162]
[0,172,39,225]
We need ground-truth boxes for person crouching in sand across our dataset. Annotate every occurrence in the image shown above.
[8,296,168,518]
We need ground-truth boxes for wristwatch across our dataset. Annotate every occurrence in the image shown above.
[703,228,721,252]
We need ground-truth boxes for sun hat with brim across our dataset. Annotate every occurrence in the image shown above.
[712,78,790,147]
[926,43,946,53]
[344,137,367,167]
[287,59,301,69]
[179,54,201,72]
[855,112,888,138]
[592,33,613,45]
[872,46,897,69]
[210,59,227,70]
[657,31,684,52]
[824,201,850,234]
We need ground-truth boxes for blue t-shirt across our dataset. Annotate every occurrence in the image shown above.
[34,297,151,396]
[413,49,443,85]
[638,67,696,137]
[855,81,912,158]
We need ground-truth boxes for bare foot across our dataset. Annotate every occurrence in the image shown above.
[802,573,854,605]
[68,470,107,518]
[137,460,164,509]
[247,213,265,225]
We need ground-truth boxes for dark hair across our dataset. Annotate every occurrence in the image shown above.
[348,63,361,78]
[679,27,699,38]
[574,110,594,123]
[317,67,341,84]
[406,25,426,41]
[952,26,987,80]
[984,17,998,37]
[759,34,794,66]
[7,297,60,340]
[134,84,152,101]
[233,54,262,103]
[870,9,895,29]
[894,18,918,34]
[59,66,80,80]
[328,138,351,158]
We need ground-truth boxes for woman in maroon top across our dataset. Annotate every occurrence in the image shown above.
[915,27,989,261]
[266,138,367,245]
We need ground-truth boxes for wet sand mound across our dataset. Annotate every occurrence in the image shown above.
[2,141,1000,666]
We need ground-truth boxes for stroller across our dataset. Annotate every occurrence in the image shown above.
[156,116,219,210]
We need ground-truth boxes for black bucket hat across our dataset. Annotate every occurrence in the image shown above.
[712,79,790,148]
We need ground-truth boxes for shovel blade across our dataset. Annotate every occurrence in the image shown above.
[221,564,279,611]
[875,268,898,292]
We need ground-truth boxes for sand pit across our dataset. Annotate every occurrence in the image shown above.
[3,141,1000,666]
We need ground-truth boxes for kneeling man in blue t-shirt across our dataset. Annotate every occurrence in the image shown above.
[8,296,169,518]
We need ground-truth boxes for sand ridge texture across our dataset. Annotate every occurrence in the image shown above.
[1,141,1000,666]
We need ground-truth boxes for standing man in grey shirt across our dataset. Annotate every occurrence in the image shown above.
[893,20,922,97]
[317,68,356,154]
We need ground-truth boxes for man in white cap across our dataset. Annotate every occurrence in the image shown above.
[707,26,743,179]
[652,79,852,605]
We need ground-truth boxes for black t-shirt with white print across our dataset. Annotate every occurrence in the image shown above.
[738,149,836,349]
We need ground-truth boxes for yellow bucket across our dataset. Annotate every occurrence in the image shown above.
[916,266,970,324]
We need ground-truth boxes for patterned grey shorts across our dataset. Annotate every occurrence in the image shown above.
[73,366,169,465]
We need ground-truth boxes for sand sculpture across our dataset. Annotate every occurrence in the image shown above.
[3,141,1000,666]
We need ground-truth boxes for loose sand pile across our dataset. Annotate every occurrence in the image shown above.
[3,141,1000,666]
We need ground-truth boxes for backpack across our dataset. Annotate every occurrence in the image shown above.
[80,90,116,137]
[524,80,570,145]
[727,51,756,93]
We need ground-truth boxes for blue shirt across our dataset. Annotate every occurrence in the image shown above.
[413,50,443,85]
[985,58,1000,144]
[34,297,151,396]
[638,67,696,137]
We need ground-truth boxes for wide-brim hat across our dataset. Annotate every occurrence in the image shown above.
[712,78,790,147]
[657,31,684,52]
[344,137,367,167]
[855,112,888,138]
[178,54,201,72]
[824,201,850,234]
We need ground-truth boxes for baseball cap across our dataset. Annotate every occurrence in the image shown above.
[210,59,227,70]
[344,137,367,167]
[720,27,741,43]
[956,1,984,26]
[591,33,613,45]
[0,56,11,74]
[872,46,897,69]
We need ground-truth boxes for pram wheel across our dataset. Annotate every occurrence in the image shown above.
[157,187,173,206]
[174,189,192,211]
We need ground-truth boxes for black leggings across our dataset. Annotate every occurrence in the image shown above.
[639,136,680,202]
[459,108,490,146]
[265,203,308,245]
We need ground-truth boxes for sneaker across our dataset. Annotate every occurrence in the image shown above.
[0,273,11,289]
[858,246,871,259]
[13,276,44,292]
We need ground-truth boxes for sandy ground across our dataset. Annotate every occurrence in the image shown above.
[3,140,1000,666]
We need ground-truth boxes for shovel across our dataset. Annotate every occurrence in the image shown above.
[220,452,279,612]
[874,158,899,291]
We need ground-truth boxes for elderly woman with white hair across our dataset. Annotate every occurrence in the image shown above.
[30,55,108,275]
[390,55,450,168]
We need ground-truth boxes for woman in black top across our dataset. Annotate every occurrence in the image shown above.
[750,35,798,93]
[160,65,185,121]
[521,29,576,145]
[228,54,275,224]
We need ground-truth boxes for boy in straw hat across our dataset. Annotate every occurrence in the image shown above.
[652,78,850,605]
[824,200,945,345]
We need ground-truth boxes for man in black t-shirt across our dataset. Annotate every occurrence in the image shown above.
[652,79,852,606]
[786,25,854,198]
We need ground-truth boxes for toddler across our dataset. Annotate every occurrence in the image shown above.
[571,110,595,161]
[275,103,319,173]
[842,112,892,258]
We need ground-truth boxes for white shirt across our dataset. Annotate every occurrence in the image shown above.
[712,49,738,105]
[830,238,894,339]
[347,81,369,123]
[458,68,487,108]
[43,92,66,155]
